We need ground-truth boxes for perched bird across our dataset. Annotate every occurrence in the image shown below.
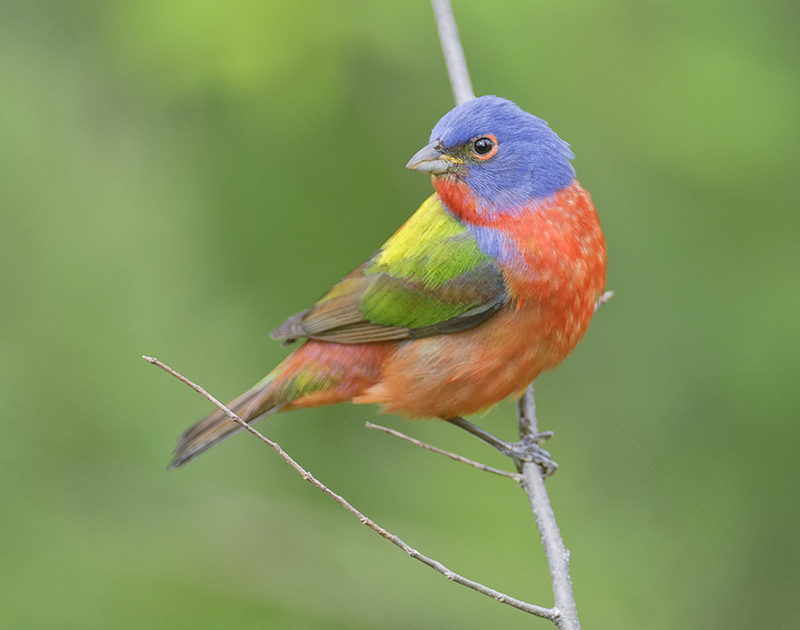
[170,95,607,468]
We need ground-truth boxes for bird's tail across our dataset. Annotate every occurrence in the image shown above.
[169,340,389,468]
[168,380,280,469]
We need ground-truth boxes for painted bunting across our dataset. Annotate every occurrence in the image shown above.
[170,95,607,468]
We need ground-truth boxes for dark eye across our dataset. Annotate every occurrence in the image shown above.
[470,134,498,159]
[473,137,494,155]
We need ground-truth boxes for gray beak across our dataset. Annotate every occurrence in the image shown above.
[405,141,457,174]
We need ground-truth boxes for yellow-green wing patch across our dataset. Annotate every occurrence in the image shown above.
[270,194,507,344]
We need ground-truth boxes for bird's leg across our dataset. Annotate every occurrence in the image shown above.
[446,417,558,476]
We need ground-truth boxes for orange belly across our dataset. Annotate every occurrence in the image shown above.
[355,287,597,419]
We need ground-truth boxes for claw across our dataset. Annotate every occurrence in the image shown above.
[446,417,559,476]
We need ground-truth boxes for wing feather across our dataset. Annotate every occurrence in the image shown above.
[270,194,508,344]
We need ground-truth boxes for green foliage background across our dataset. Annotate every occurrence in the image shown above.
[2,1,798,628]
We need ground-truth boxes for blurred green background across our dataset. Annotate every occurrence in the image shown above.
[2,0,799,628]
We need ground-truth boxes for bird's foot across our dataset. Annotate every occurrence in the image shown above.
[515,430,558,477]
[446,417,558,476]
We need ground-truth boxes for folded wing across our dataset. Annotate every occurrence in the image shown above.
[271,194,508,344]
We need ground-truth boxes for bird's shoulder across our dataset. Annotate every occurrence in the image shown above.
[270,194,508,344]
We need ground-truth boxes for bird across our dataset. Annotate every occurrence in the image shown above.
[170,95,607,469]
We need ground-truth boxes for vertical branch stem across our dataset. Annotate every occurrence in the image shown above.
[432,2,582,627]
[431,0,475,105]
[518,384,581,630]
[156,0,601,622]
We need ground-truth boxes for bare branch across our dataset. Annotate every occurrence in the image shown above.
[431,0,475,105]
[517,384,581,630]
[365,422,522,480]
[594,290,614,312]
[145,356,557,621]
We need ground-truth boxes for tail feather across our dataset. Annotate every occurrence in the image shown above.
[169,383,280,469]
[168,340,390,469]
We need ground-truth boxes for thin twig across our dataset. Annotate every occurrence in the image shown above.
[594,290,614,312]
[365,422,522,480]
[517,385,581,630]
[431,0,475,105]
[145,356,557,621]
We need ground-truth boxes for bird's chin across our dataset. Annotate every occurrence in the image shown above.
[433,171,459,183]
[431,172,472,212]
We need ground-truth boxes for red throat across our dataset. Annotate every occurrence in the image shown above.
[433,176,486,225]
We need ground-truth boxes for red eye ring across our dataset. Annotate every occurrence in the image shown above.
[471,134,498,160]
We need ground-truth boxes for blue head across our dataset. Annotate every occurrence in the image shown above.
[407,96,575,211]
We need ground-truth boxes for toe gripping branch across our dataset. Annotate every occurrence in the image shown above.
[446,417,558,476]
